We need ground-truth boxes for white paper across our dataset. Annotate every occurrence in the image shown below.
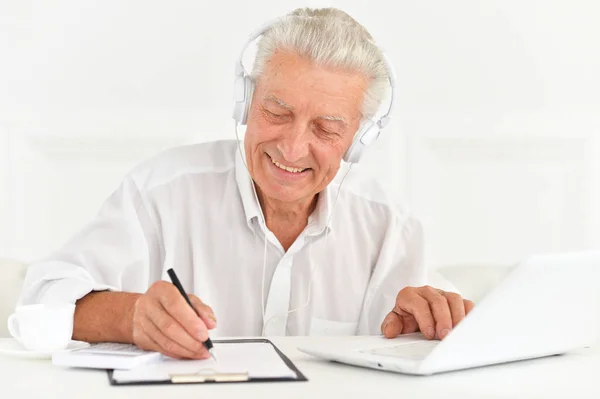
[111,342,297,382]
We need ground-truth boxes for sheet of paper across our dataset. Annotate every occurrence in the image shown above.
[111,342,297,382]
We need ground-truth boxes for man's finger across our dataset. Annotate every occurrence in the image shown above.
[443,292,466,328]
[190,295,217,330]
[400,314,419,334]
[418,286,453,339]
[140,317,187,359]
[148,300,208,353]
[381,311,403,338]
[394,291,436,339]
[135,328,182,359]
[141,314,208,359]
[464,299,475,315]
[159,287,208,341]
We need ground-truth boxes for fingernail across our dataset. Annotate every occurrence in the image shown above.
[427,327,435,338]
[441,328,451,339]
[209,313,217,322]
[382,321,389,333]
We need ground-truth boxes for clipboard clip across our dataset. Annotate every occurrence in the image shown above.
[170,368,249,383]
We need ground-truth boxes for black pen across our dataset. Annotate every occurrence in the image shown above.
[166,268,217,362]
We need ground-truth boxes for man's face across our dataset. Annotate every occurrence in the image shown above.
[244,50,368,204]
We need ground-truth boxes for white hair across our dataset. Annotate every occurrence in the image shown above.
[250,8,389,120]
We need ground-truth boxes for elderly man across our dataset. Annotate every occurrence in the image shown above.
[19,8,473,360]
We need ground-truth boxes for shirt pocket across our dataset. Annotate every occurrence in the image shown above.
[309,317,358,336]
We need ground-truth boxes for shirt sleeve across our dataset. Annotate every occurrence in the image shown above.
[18,175,162,307]
[356,214,460,335]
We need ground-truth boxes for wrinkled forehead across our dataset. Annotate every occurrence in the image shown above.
[255,51,368,121]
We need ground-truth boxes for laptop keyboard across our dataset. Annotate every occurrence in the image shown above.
[362,341,440,361]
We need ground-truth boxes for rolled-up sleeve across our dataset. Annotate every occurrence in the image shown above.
[18,175,161,306]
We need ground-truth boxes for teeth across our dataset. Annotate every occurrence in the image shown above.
[271,157,305,173]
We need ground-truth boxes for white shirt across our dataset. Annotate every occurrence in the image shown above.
[19,140,454,337]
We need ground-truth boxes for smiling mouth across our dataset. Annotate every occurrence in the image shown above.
[267,154,309,174]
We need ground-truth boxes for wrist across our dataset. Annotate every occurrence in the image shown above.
[120,293,142,343]
[73,291,142,343]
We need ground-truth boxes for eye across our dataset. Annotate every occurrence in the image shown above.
[314,124,339,137]
[267,111,283,118]
[263,109,289,123]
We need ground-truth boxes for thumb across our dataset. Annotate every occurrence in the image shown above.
[189,295,217,330]
[381,311,403,338]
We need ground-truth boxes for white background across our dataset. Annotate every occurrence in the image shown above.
[1,0,599,269]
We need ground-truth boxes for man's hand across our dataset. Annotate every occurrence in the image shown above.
[381,286,474,340]
[131,280,217,359]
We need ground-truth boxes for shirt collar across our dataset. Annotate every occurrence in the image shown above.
[306,179,334,237]
[234,144,336,237]
[234,145,262,231]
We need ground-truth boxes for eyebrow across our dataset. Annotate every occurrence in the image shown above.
[264,95,293,110]
[319,115,348,126]
[263,95,348,126]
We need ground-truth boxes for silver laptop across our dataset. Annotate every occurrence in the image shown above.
[298,251,600,375]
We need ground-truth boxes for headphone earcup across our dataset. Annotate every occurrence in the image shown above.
[232,76,255,125]
[343,119,381,163]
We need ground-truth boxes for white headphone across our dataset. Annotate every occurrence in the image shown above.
[232,18,397,164]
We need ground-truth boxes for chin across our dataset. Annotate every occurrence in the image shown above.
[260,182,311,203]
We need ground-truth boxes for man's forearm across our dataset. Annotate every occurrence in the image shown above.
[73,291,141,343]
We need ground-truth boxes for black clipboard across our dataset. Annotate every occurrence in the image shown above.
[106,338,308,385]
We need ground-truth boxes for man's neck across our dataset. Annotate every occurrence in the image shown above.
[256,188,319,251]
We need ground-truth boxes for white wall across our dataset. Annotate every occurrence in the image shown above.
[1,0,599,267]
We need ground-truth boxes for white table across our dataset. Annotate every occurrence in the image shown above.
[2,336,599,399]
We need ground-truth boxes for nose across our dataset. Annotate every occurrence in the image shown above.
[276,121,310,164]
